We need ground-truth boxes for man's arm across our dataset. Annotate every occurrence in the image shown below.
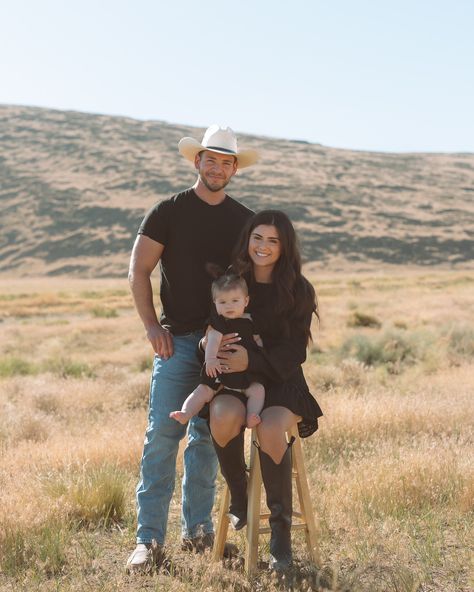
[128,234,174,359]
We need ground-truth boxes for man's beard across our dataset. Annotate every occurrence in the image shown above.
[200,173,230,193]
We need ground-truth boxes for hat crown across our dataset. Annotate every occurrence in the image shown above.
[202,125,238,154]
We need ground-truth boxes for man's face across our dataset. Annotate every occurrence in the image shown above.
[195,150,238,192]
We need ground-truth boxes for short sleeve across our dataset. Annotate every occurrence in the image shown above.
[209,310,228,334]
[138,199,172,245]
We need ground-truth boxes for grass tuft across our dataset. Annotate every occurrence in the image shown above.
[15,415,49,442]
[139,355,154,372]
[46,464,128,528]
[0,521,69,576]
[35,392,61,414]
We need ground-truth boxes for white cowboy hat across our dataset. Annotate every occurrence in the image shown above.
[178,124,259,169]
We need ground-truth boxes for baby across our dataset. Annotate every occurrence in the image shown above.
[170,273,265,428]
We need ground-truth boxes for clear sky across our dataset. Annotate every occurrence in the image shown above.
[1,0,473,153]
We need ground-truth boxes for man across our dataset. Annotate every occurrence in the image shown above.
[126,125,259,572]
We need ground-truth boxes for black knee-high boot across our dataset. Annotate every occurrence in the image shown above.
[212,431,248,530]
[257,437,295,571]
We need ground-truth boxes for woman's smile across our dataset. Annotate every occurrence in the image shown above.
[248,224,281,278]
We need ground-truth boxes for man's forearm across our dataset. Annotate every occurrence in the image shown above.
[129,270,159,330]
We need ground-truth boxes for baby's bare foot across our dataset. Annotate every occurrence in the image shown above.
[169,411,190,424]
[246,413,261,428]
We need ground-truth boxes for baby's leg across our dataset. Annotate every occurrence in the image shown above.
[244,382,265,428]
[169,384,215,424]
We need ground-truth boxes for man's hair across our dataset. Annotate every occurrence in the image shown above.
[211,274,248,300]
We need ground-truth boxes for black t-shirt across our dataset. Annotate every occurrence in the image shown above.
[138,188,253,334]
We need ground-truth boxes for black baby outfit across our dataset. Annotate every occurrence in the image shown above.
[200,312,261,391]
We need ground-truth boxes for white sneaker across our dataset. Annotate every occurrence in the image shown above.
[126,541,163,573]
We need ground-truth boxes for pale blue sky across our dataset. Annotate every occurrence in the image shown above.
[1,0,473,152]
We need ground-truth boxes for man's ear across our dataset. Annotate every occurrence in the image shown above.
[194,153,201,170]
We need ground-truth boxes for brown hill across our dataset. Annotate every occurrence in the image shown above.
[0,104,473,276]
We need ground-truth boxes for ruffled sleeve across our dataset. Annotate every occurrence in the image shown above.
[208,310,228,334]
[247,309,311,383]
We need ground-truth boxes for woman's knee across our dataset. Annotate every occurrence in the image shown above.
[209,397,245,445]
[257,419,285,448]
[257,407,296,462]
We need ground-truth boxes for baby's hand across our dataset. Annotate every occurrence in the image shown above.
[205,358,222,378]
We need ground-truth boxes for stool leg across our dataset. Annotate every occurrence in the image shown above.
[212,484,230,561]
[245,432,261,576]
[290,426,321,567]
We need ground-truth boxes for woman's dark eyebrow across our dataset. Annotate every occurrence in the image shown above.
[252,232,280,241]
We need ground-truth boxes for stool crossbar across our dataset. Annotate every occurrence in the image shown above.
[212,425,320,575]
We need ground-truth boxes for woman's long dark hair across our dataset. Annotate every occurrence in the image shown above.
[232,210,319,341]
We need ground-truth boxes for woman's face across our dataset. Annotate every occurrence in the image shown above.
[248,224,282,272]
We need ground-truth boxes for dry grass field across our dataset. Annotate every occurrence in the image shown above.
[0,270,473,592]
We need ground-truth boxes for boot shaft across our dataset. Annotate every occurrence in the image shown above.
[256,437,295,570]
[212,430,248,519]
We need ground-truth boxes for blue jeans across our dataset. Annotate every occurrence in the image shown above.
[135,331,218,545]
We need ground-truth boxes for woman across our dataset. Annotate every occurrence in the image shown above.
[207,210,323,571]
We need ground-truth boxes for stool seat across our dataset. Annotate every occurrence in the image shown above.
[212,425,320,575]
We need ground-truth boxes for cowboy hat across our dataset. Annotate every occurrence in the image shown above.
[178,125,259,169]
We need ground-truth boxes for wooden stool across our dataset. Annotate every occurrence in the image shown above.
[212,425,320,575]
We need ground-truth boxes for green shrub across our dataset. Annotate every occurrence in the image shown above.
[447,325,474,360]
[339,330,424,373]
[91,307,118,318]
[347,311,381,328]
[43,357,95,379]
[0,356,37,377]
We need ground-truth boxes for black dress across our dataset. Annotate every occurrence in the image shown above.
[215,281,323,438]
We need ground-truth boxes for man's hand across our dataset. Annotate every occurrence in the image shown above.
[218,344,248,373]
[146,324,174,359]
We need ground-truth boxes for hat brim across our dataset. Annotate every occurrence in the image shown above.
[178,137,259,169]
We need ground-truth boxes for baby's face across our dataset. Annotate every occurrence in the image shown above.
[214,288,249,319]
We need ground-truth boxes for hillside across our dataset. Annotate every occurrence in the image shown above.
[0,104,473,276]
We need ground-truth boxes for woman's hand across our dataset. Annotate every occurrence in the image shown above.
[218,344,248,373]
